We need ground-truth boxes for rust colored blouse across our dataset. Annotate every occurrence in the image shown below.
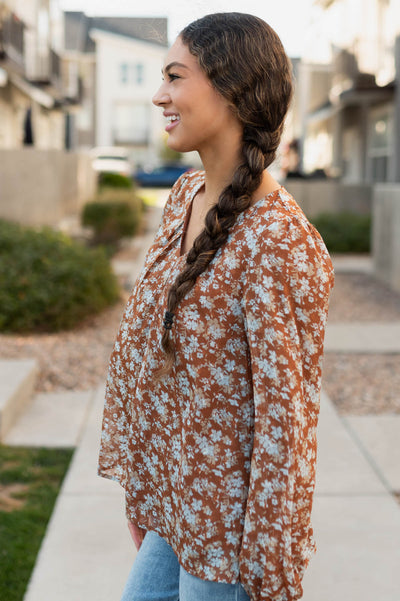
[98,170,334,601]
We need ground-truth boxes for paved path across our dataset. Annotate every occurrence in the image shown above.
[17,383,400,601]
[4,200,400,600]
[325,321,400,353]
[330,253,373,275]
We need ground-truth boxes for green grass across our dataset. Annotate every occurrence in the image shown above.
[0,445,73,601]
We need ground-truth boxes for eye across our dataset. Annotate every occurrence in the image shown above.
[167,73,180,82]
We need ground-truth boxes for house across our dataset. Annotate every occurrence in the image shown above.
[297,0,400,183]
[63,13,168,166]
[0,0,76,149]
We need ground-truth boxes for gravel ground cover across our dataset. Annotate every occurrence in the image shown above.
[322,353,400,415]
[0,298,127,393]
[322,271,400,415]
[327,272,400,322]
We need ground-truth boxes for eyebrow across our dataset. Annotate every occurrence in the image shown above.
[162,61,189,74]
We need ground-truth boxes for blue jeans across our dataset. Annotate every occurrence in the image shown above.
[120,531,251,601]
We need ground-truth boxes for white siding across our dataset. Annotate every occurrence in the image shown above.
[92,29,166,165]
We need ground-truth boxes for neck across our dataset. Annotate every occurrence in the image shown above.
[197,137,281,210]
[197,135,242,209]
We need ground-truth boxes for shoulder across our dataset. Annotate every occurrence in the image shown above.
[162,170,204,220]
[169,169,204,203]
[243,187,334,285]
[157,170,204,237]
[253,188,316,242]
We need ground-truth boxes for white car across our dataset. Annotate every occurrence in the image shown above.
[90,147,132,177]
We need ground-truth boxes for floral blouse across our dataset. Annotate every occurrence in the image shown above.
[98,170,334,601]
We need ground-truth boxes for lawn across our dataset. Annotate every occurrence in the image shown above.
[0,445,73,601]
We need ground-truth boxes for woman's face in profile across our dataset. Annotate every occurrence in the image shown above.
[152,37,242,155]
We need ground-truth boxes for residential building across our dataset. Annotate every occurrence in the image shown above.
[64,13,168,166]
[0,0,77,149]
[298,0,400,183]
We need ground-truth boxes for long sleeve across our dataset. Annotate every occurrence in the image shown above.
[98,177,334,596]
[239,214,334,601]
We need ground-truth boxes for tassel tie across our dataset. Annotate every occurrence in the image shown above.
[163,310,175,330]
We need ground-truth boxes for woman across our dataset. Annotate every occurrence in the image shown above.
[98,12,334,601]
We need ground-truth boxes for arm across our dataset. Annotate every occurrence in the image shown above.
[127,521,147,550]
[239,216,333,601]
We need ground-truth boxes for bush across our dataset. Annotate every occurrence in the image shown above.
[82,188,143,247]
[98,172,132,189]
[312,212,371,253]
[0,219,119,333]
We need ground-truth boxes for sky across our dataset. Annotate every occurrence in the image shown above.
[59,0,317,57]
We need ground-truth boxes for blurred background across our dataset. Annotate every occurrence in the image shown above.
[1,0,400,288]
[1,2,400,601]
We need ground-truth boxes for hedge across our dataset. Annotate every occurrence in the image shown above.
[0,219,119,332]
[82,187,143,247]
[98,172,133,189]
[312,212,371,253]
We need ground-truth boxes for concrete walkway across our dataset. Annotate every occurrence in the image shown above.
[325,321,400,353]
[15,384,400,601]
[4,201,400,600]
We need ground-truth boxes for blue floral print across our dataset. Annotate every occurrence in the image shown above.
[98,171,334,601]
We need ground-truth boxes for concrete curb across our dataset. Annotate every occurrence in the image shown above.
[0,359,39,442]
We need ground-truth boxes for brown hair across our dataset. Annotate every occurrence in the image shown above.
[160,12,293,373]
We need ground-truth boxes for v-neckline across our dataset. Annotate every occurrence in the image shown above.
[178,175,206,258]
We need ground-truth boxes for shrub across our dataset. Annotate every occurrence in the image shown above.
[312,212,371,253]
[98,172,132,189]
[0,219,119,333]
[82,188,143,247]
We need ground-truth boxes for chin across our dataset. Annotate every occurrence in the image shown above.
[167,136,196,154]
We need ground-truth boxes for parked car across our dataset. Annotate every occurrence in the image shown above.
[91,147,132,177]
[134,164,192,187]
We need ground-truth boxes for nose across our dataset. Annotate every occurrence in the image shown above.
[152,82,170,107]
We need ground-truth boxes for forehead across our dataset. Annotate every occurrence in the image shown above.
[163,37,199,71]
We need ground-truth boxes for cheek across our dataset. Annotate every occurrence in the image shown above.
[202,93,234,125]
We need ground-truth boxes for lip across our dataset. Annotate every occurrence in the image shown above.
[165,120,180,132]
[163,112,180,133]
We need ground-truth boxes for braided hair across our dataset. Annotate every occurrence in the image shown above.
[160,13,293,374]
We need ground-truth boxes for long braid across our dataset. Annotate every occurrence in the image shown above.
[158,13,293,374]
[159,137,269,374]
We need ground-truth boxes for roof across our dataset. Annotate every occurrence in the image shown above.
[64,12,168,53]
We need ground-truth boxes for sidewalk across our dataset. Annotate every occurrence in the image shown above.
[5,203,400,601]
[17,384,400,601]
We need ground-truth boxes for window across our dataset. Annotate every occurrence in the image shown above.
[135,63,144,84]
[120,63,145,85]
[120,63,129,84]
[367,105,394,182]
[342,127,362,182]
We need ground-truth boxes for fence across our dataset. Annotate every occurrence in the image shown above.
[283,179,372,217]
